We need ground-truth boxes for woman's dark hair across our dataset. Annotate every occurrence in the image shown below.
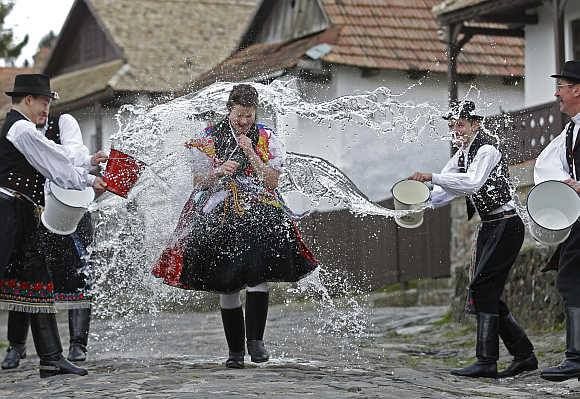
[226,84,259,111]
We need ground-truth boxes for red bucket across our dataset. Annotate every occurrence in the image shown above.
[103,148,146,198]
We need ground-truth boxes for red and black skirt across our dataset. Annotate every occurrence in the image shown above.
[0,196,56,313]
[152,191,318,293]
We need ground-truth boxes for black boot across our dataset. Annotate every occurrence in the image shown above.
[245,291,270,363]
[1,311,30,370]
[541,307,580,382]
[220,307,245,369]
[497,313,538,378]
[30,313,88,378]
[68,308,91,362]
[451,313,499,378]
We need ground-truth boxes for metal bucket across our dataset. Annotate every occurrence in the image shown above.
[391,179,431,229]
[103,148,145,198]
[41,181,95,235]
[527,180,580,245]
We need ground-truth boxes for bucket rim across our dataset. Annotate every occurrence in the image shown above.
[526,179,579,232]
[48,182,94,209]
[391,179,431,205]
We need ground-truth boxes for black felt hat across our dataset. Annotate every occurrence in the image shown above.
[442,100,483,121]
[551,61,580,83]
[5,74,58,99]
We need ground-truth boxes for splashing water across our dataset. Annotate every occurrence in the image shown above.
[86,80,465,362]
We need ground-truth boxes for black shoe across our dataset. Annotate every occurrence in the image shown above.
[497,354,538,378]
[541,307,580,382]
[39,356,88,378]
[247,340,269,363]
[225,351,244,369]
[67,343,87,362]
[540,359,580,382]
[1,346,26,370]
[451,361,497,378]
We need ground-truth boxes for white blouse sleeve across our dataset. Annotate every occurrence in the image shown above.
[430,151,461,208]
[266,129,286,172]
[431,145,501,196]
[534,129,570,183]
[7,120,94,189]
[58,114,92,170]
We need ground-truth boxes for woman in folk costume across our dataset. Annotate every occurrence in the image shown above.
[2,114,101,371]
[409,101,537,379]
[153,84,318,368]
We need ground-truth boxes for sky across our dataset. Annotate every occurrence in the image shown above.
[4,0,74,66]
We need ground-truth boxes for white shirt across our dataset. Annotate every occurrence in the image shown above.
[534,113,580,183]
[6,109,95,190]
[39,114,95,193]
[430,134,515,213]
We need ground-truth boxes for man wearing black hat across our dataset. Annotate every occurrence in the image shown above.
[0,73,106,378]
[408,100,537,379]
[535,60,580,382]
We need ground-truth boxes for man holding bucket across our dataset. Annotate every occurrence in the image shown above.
[2,113,105,370]
[535,60,580,382]
[408,101,537,379]
[0,73,106,377]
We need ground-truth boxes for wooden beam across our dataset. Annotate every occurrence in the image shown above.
[476,13,538,25]
[437,0,542,26]
[462,26,525,38]
[554,0,566,72]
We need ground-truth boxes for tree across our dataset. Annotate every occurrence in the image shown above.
[0,1,28,65]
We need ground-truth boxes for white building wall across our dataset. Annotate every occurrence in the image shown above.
[525,1,580,107]
[282,65,524,204]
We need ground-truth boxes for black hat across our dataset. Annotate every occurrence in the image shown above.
[551,60,580,83]
[442,100,483,121]
[5,74,58,99]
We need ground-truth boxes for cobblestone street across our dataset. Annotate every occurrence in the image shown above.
[1,304,579,398]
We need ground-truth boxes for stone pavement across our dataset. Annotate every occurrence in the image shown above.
[0,304,579,398]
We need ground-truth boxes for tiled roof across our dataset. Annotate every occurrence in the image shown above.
[319,0,523,77]
[190,28,340,91]
[191,0,523,88]
[0,67,34,111]
[50,59,125,105]
[49,0,259,105]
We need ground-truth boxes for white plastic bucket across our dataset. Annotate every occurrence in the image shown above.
[392,179,431,229]
[527,180,580,245]
[280,190,315,219]
[41,181,95,235]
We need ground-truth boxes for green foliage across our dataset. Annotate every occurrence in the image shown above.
[0,1,28,62]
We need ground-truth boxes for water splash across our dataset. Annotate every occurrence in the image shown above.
[87,79,454,351]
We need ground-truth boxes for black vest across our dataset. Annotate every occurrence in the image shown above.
[210,118,260,177]
[465,132,512,216]
[45,115,61,145]
[565,121,580,180]
[0,110,45,205]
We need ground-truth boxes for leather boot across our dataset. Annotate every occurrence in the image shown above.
[68,308,91,362]
[451,313,499,378]
[30,313,88,378]
[220,307,245,369]
[497,312,537,378]
[1,311,30,369]
[245,291,270,363]
[541,307,580,382]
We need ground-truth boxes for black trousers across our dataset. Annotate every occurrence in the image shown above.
[557,221,580,306]
[469,215,525,314]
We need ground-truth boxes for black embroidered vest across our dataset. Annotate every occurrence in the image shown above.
[465,132,512,216]
[565,121,580,180]
[0,110,45,205]
[45,115,61,145]
[210,118,260,177]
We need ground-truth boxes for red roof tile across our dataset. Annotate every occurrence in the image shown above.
[320,0,523,76]
[191,0,522,89]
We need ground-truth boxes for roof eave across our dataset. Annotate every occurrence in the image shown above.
[434,0,542,25]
